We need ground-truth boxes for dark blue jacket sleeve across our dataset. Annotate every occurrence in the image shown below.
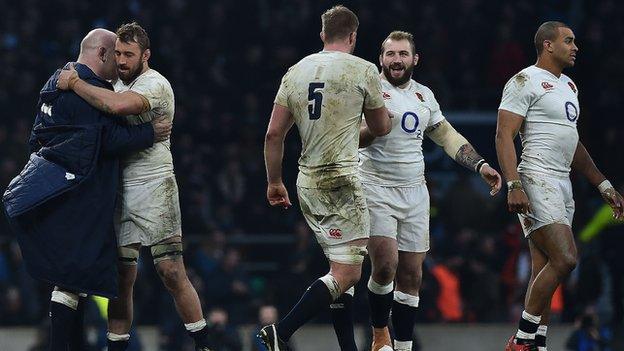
[100,122,154,157]
[60,88,154,157]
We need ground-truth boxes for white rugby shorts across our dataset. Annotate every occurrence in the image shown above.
[517,172,575,237]
[362,182,430,252]
[297,180,370,261]
[115,176,182,247]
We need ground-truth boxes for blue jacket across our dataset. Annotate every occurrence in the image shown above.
[2,63,154,297]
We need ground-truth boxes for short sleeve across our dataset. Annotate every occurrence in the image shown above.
[425,87,445,127]
[130,74,165,111]
[498,72,534,117]
[362,64,385,110]
[274,69,291,108]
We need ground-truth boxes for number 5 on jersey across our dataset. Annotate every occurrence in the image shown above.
[308,82,325,120]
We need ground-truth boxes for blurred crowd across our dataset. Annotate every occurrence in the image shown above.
[1,0,624,349]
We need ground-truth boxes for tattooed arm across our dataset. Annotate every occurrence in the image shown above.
[425,120,479,170]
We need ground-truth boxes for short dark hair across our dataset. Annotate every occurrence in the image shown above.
[321,5,359,43]
[116,22,150,52]
[380,31,416,56]
[534,21,569,55]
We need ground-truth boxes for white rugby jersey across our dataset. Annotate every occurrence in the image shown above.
[114,69,175,185]
[358,79,445,187]
[499,65,579,177]
[275,51,385,189]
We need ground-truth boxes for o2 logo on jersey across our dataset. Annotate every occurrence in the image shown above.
[401,111,422,138]
[565,101,578,122]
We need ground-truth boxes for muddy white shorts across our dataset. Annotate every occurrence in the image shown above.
[115,176,182,247]
[518,172,575,237]
[297,180,369,264]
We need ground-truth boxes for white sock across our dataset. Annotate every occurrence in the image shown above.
[367,277,393,295]
[537,324,547,336]
[394,340,412,351]
[538,347,547,351]
[522,310,541,324]
[107,332,130,341]
[184,318,207,332]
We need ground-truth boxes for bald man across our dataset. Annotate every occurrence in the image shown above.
[2,28,171,351]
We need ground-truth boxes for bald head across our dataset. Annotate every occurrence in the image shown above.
[77,28,118,80]
[79,28,116,56]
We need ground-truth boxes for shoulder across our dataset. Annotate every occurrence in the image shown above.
[137,69,171,89]
[412,80,433,95]
[411,80,438,104]
[504,66,539,92]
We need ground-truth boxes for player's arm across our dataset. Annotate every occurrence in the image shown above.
[361,65,392,139]
[495,109,530,213]
[264,103,294,209]
[426,120,501,195]
[572,141,624,218]
[57,64,149,116]
[363,107,391,137]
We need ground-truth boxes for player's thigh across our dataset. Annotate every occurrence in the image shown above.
[117,243,141,287]
[529,223,577,265]
[297,183,369,263]
[396,184,430,253]
[528,238,548,278]
[518,173,570,237]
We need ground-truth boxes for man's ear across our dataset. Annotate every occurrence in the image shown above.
[143,48,151,62]
[98,47,107,62]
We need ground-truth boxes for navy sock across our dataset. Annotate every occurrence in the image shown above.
[49,301,76,351]
[330,293,358,351]
[535,334,546,347]
[368,288,393,328]
[68,298,85,351]
[392,300,417,342]
[107,339,129,351]
[276,279,333,341]
[189,325,213,348]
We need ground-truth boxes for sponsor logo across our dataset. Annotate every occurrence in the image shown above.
[415,92,425,102]
[565,101,578,122]
[541,81,554,90]
[382,92,391,100]
[328,228,342,239]
[568,81,577,93]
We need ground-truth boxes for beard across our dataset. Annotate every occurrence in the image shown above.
[382,62,414,87]
[118,60,144,84]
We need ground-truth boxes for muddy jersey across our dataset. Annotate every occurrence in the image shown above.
[499,65,580,177]
[113,69,175,185]
[274,50,385,189]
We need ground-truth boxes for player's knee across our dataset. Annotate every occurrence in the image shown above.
[397,266,422,289]
[553,253,577,276]
[373,261,397,285]
[157,264,185,290]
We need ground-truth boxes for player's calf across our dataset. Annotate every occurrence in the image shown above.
[330,287,357,351]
